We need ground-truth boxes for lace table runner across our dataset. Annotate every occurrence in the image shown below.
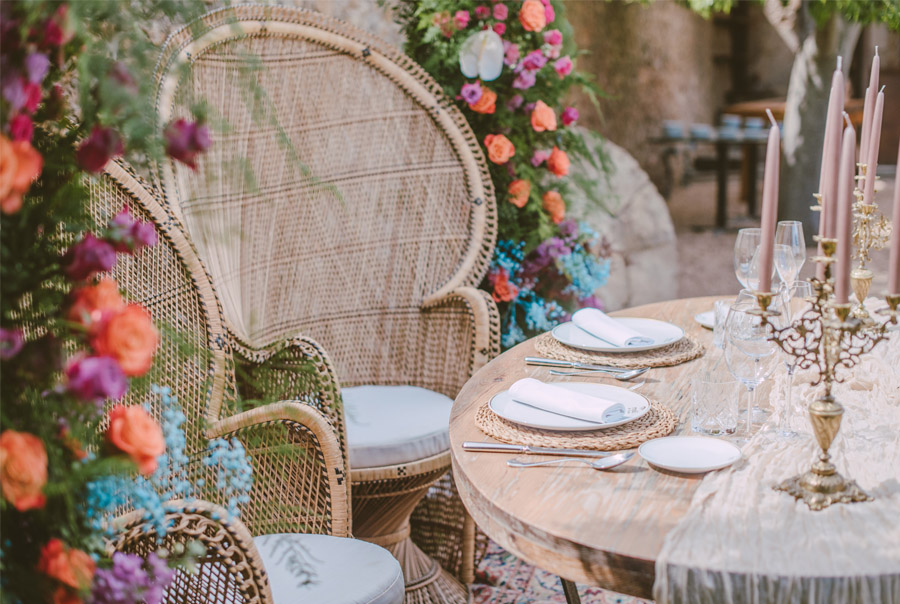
[653,322,900,603]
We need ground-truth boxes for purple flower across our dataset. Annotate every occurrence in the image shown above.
[0,328,24,360]
[66,356,128,403]
[164,119,212,170]
[64,233,117,281]
[1,75,26,112]
[24,53,50,84]
[91,551,175,604]
[558,219,578,239]
[107,208,158,253]
[561,106,579,126]
[76,126,124,173]
[522,50,548,71]
[554,56,573,77]
[493,3,508,20]
[531,149,550,167]
[460,82,483,105]
[523,102,536,114]
[543,29,563,46]
[579,295,605,310]
[521,237,571,277]
[474,5,490,19]
[512,70,536,90]
[503,41,520,67]
[506,94,524,111]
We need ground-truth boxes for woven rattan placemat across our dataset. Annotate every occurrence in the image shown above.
[475,399,678,451]
[533,332,704,369]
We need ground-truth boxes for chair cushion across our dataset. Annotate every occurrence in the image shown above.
[343,385,452,469]
[255,533,404,604]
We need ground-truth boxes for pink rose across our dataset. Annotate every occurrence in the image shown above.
[9,114,33,142]
[453,10,470,29]
[107,207,158,253]
[503,41,520,67]
[474,5,490,19]
[493,4,508,20]
[531,149,550,167]
[512,70,536,90]
[554,56,573,77]
[493,23,506,35]
[541,0,556,24]
[76,126,124,173]
[23,82,42,113]
[164,119,212,170]
[543,29,563,46]
[561,107,579,127]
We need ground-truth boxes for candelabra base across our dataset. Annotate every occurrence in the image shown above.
[775,468,872,511]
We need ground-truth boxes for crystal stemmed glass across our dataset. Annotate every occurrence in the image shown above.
[724,300,777,441]
[774,221,806,285]
[775,280,814,438]
[734,228,761,289]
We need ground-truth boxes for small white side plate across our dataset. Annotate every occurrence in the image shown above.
[489,382,651,432]
[694,310,715,330]
[639,436,741,473]
[552,318,685,353]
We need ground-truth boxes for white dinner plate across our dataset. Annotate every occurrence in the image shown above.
[694,310,715,330]
[638,436,741,473]
[489,382,651,432]
[551,318,685,353]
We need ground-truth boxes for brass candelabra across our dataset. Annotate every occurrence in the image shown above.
[752,239,899,511]
[851,163,892,324]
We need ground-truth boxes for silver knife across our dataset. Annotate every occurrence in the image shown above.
[462,441,614,458]
[524,356,629,373]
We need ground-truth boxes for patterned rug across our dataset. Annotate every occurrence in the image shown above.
[470,540,652,604]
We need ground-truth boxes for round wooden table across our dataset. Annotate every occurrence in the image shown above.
[449,296,722,600]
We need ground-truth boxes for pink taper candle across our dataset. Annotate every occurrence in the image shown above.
[862,87,884,205]
[758,109,780,293]
[835,124,856,305]
[817,59,844,280]
[859,47,879,169]
[889,139,900,295]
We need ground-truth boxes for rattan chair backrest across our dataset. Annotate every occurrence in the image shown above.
[154,6,497,373]
[87,161,231,451]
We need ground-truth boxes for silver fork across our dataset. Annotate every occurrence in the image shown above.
[507,451,634,470]
[549,367,648,380]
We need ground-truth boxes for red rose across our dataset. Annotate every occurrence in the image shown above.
[76,126,123,174]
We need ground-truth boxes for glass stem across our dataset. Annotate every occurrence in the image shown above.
[779,365,795,435]
[745,385,755,436]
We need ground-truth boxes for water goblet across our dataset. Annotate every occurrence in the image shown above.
[775,280,814,438]
[774,221,806,285]
[734,228,761,289]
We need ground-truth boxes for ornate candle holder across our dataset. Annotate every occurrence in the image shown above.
[851,163,892,324]
[752,240,896,511]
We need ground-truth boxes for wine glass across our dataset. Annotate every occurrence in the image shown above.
[734,228,761,289]
[775,280,814,438]
[774,221,806,285]
[724,300,777,441]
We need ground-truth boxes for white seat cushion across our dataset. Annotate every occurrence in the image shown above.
[342,385,452,469]
[255,533,404,604]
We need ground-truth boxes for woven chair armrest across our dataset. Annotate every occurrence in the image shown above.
[229,334,347,467]
[110,499,273,604]
[422,286,501,376]
[209,402,350,538]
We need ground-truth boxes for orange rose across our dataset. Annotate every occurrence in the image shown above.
[530,101,557,132]
[469,87,497,114]
[508,180,531,208]
[519,0,547,32]
[0,135,43,215]
[542,190,565,224]
[484,134,515,165]
[547,146,570,177]
[106,404,165,475]
[491,270,519,303]
[37,539,96,590]
[0,430,48,511]
[52,587,82,604]
[90,304,158,376]
[68,278,125,330]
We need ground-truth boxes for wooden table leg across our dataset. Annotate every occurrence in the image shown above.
[746,143,759,217]
[716,141,729,229]
[560,577,582,604]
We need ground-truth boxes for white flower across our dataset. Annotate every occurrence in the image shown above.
[459,30,504,82]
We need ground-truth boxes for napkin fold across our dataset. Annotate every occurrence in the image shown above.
[509,378,626,424]
[572,308,654,347]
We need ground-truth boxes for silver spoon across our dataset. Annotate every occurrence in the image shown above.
[549,367,648,380]
[507,451,635,470]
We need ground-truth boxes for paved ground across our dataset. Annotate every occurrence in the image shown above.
[668,172,895,300]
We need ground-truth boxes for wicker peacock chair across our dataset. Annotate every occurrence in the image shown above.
[152,6,500,603]
[91,161,404,604]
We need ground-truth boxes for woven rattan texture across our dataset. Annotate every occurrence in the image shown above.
[475,399,678,451]
[534,332,705,369]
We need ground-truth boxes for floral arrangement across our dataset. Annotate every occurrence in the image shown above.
[0,3,251,603]
[393,0,612,347]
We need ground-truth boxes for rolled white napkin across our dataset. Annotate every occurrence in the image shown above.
[509,378,626,424]
[572,308,654,347]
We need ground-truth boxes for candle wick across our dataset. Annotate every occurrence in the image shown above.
[766,108,777,128]
[880,85,886,94]
[843,112,852,128]
[875,46,879,57]
[837,56,843,71]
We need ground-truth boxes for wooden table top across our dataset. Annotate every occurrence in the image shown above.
[723,97,865,127]
[449,296,727,599]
